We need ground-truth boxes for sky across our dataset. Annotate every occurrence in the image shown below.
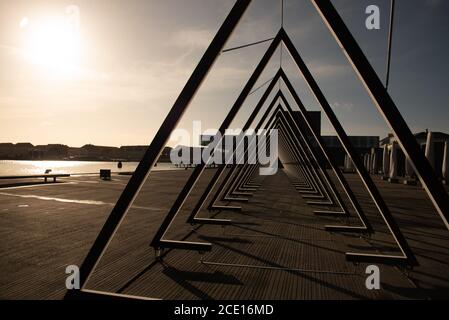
[0,0,448,147]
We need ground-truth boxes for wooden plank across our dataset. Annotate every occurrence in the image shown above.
[0,170,448,299]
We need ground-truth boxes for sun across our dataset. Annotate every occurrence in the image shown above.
[23,16,84,74]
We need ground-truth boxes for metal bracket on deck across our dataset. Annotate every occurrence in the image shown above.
[157,240,212,253]
[189,218,232,226]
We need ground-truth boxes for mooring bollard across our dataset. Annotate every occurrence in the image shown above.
[388,142,399,183]
[100,169,111,181]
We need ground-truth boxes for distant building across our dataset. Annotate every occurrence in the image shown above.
[199,110,321,156]
[35,144,69,160]
[159,146,172,162]
[0,143,172,162]
[118,145,172,162]
[79,144,119,160]
[68,147,86,159]
[285,110,321,138]
[0,143,16,159]
[118,145,147,161]
[321,136,379,167]
[170,145,205,165]
[0,142,35,159]
[323,136,379,149]
[199,111,381,168]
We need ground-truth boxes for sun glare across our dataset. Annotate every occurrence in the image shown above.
[23,16,84,75]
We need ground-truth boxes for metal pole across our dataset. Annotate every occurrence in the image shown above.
[385,0,395,91]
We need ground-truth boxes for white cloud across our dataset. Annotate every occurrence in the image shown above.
[169,29,215,49]
[308,61,349,78]
[331,102,354,112]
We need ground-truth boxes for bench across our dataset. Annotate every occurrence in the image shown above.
[0,174,71,183]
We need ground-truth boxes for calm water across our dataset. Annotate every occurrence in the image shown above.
[0,160,179,176]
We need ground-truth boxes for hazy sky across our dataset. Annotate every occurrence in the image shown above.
[0,0,448,147]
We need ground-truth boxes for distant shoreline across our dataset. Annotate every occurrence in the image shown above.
[0,159,172,163]
[0,143,173,163]
[0,160,179,176]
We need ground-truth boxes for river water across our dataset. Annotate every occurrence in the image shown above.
[0,160,179,176]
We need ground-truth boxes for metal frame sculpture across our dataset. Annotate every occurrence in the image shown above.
[212,86,359,219]
[65,0,449,300]
[217,93,371,236]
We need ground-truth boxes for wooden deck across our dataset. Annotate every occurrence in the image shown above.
[0,169,448,299]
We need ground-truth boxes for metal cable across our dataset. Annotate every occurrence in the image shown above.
[249,76,275,95]
[221,37,274,53]
[385,0,395,91]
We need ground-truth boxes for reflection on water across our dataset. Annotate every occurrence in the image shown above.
[0,160,177,176]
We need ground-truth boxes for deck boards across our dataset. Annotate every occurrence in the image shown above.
[0,169,448,299]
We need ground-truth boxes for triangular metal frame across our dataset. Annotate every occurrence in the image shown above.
[225,104,334,204]
[188,75,414,267]
[216,104,331,207]
[207,96,342,214]
[148,27,419,268]
[214,87,356,218]
[200,88,339,217]
[193,70,367,226]
[64,0,252,300]
[256,102,365,226]
[148,29,283,252]
[202,74,375,234]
